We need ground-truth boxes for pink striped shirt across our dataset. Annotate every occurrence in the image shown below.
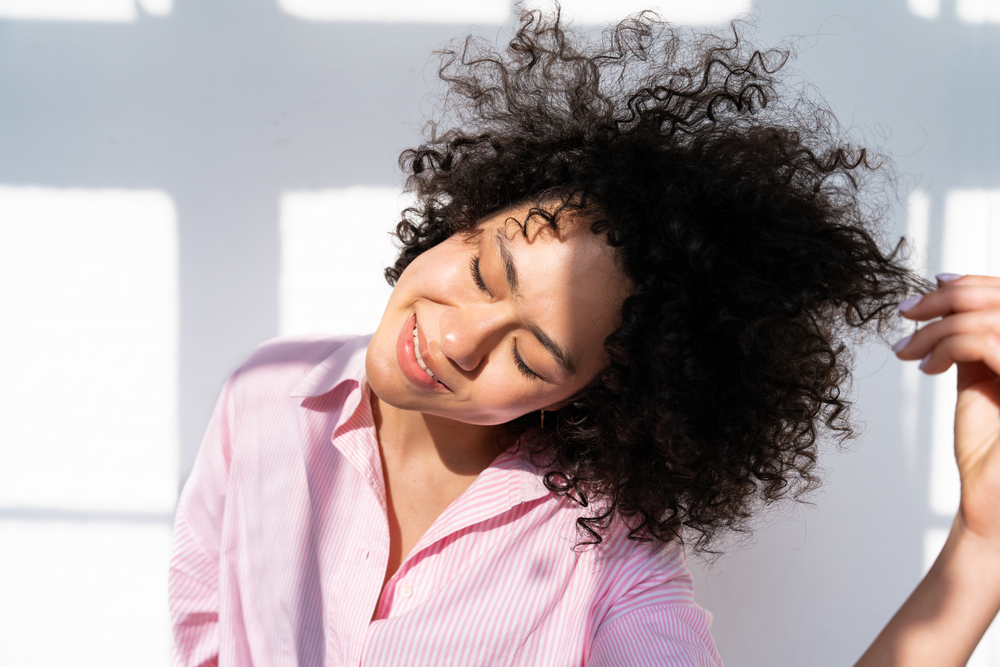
[169,335,721,667]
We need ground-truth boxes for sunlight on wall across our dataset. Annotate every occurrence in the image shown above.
[524,0,752,24]
[956,0,1000,22]
[907,0,1000,21]
[137,0,171,17]
[922,189,1000,667]
[280,187,411,337]
[279,0,751,25]
[905,190,932,278]
[0,0,171,22]
[900,189,932,474]
[927,191,1000,516]
[907,0,941,19]
[278,0,509,23]
[0,187,179,513]
[0,186,176,667]
[0,522,172,666]
[911,0,1000,21]
[930,190,1000,515]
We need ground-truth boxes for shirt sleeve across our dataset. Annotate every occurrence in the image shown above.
[587,603,722,667]
[168,378,235,667]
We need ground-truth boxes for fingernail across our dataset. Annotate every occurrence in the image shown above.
[919,353,931,370]
[936,273,963,283]
[898,295,923,312]
[891,334,912,353]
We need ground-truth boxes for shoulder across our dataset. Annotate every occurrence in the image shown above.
[237,334,357,374]
[599,526,691,579]
[227,334,367,401]
[588,520,696,607]
[587,533,721,664]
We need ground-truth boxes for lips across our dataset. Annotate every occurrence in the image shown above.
[395,313,449,391]
[412,324,438,380]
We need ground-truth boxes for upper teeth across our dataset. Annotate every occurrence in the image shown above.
[413,325,437,380]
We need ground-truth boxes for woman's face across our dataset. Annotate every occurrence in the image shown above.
[366,204,630,425]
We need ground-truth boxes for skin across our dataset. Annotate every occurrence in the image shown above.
[365,203,630,588]
[367,204,1000,659]
[857,274,1000,666]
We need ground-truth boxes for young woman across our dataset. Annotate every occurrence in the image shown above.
[169,9,1000,666]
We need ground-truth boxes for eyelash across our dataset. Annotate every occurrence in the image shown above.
[471,255,539,380]
[470,256,490,295]
[513,339,539,380]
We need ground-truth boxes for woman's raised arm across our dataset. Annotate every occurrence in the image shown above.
[856,274,1000,666]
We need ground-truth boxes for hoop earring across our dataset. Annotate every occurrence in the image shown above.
[540,408,545,429]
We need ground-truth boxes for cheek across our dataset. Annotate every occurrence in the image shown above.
[397,251,470,305]
[463,371,566,424]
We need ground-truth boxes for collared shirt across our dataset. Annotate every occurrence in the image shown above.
[169,335,722,667]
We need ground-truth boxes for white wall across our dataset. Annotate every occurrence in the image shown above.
[0,1,997,665]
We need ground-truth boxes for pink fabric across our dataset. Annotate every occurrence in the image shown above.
[169,335,722,667]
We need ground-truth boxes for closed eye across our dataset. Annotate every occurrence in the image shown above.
[470,256,491,295]
[513,339,540,380]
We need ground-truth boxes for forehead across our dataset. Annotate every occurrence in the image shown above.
[479,204,618,275]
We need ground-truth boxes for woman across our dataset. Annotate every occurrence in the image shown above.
[169,9,1000,666]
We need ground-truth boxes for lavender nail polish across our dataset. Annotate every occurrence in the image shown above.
[919,354,931,370]
[891,334,912,353]
[898,295,922,312]
[936,273,963,283]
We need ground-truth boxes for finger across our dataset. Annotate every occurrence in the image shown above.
[914,331,1000,376]
[892,310,1000,361]
[898,284,1000,322]
[936,274,1000,288]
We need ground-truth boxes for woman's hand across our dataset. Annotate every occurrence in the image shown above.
[853,274,1000,667]
[894,274,1000,545]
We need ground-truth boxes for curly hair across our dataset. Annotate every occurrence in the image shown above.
[384,7,929,553]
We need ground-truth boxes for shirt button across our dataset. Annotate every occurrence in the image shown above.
[401,585,413,598]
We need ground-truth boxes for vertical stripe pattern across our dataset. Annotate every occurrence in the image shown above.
[169,336,722,667]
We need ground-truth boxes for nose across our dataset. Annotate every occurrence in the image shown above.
[438,304,509,373]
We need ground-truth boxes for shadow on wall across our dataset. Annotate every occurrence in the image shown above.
[2,0,996,484]
[0,0,481,486]
[0,1,998,666]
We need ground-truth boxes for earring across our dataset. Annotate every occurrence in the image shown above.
[540,408,545,428]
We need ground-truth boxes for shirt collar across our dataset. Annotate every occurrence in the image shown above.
[290,333,552,505]
[290,334,372,398]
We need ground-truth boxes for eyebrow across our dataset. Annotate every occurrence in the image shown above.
[492,228,576,376]
[494,227,519,295]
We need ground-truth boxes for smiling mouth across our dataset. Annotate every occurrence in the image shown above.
[412,323,440,382]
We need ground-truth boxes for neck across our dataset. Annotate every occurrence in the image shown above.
[370,392,509,477]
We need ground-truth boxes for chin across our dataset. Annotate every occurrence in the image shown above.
[364,341,432,413]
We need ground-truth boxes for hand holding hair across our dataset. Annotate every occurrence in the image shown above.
[168,6,1000,663]
[855,274,1000,666]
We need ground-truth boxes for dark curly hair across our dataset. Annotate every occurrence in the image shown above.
[384,7,929,553]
